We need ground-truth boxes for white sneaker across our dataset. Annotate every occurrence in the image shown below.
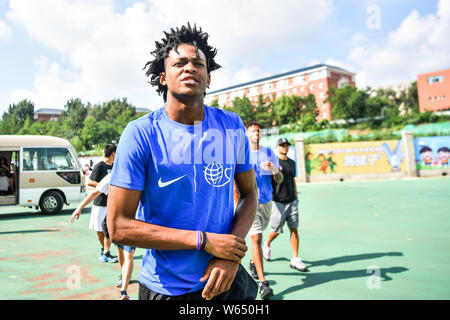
[290,257,307,271]
[263,241,271,261]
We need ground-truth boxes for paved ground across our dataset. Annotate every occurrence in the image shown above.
[1,176,449,300]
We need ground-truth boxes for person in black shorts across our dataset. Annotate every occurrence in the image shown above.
[88,143,118,263]
[264,138,307,272]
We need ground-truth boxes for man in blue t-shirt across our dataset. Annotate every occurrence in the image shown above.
[246,122,283,299]
[107,23,258,300]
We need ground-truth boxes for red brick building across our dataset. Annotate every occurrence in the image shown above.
[33,108,62,122]
[417,68,450,113]
[205,64,356,121]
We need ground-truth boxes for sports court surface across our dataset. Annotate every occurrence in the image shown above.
[0,176,449,300]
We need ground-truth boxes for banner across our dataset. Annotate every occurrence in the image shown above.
[304,140,407,175]
[414,136,450,170]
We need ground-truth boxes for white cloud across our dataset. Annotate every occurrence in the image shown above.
[5,0,333,109]
[347,0,450,88]
[0,19,12,41]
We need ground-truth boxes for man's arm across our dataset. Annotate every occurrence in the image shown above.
[106,185,247,262]
[201,168,258,300]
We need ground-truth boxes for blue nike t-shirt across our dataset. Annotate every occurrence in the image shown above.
[250,146,279,204]
[109,105,252,296]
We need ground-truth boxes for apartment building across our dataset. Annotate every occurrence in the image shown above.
[205,64,356,121]
[417,68,450,113]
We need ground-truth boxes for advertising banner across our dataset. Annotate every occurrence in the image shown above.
[414,136,450,170]
[304,140,407,175]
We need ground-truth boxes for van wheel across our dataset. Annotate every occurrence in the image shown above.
[39,191,64,215]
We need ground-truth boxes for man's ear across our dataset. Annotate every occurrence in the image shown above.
[206,74,211,88]
[160,72,166,86]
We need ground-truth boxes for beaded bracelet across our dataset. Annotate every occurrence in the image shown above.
[196,231,202,250]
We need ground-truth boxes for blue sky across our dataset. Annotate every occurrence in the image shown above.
[0,0,448,115]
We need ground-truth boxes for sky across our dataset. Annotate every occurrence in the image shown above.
[0,0,448,115]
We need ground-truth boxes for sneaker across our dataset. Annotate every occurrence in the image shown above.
[99,253,108,262]
[259,281,273,300]
[116,275,122,288]
[290,257,307,271]
[105,251,118,263]
[120,290,130,300]
[263,241,271,261]
[249,261,258,279]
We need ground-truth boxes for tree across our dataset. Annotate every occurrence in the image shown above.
[254,95,273,128]
[229,96,255,126]
[59,98,89,139]
[0,99,35,134]
[299,94,319,118]
[272,95,302,125]
[326,85,367,121]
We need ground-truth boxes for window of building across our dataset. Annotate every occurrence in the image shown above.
[322,112,327,119]
[319,82,324,89]
[263,83,272,92]
[249,86,258,95]
[322,103,327,109]
[300,86,305,92]
[428,75,443,84]
[293,88,297,94]
[310,84,315,91]
[320,92,325,99]
[293,76,303,84]
[278,79,287,88]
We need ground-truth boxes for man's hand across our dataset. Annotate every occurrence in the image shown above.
[204,233,247,264]
[261,160,278,173]
[200,258,239,300]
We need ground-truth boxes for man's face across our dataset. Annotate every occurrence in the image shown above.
[277,143,289,155]
[160,43,211,101]
[246,125,261,144]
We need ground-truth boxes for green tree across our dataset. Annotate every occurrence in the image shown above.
[254,95,273,128]
[229,96,255,126]
[299,94,319,118]
[326,85,367,121]
[0,99,35,134]
[59,98,89,139]
[272,95,302,125]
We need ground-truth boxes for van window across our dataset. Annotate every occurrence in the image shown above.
[23,147,77,171]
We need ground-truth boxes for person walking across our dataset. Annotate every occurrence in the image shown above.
[88,143,118,263]
[106,23,258,301]
[71,173,136,300]
[264,138,307,272]
[245,122,283,299]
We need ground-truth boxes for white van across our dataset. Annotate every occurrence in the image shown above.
[0,135,86,214]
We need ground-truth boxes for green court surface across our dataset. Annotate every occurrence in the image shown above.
[0,176,449,300]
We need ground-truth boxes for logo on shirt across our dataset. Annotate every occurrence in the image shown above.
[157,174,187,188]
[203,162,232,188]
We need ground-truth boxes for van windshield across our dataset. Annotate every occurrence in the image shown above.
[23,147,77,171]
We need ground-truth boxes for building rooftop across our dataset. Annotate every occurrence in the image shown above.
[34,108,63,115]
[206,63,355,95]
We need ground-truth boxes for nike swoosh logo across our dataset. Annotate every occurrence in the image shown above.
[158,174,187,188]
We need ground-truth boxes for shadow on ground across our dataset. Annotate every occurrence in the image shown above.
[264,251,407,300]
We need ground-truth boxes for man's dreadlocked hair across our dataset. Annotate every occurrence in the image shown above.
[143,23,221,102]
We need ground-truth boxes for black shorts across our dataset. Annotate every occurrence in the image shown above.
[139,264,257,300]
